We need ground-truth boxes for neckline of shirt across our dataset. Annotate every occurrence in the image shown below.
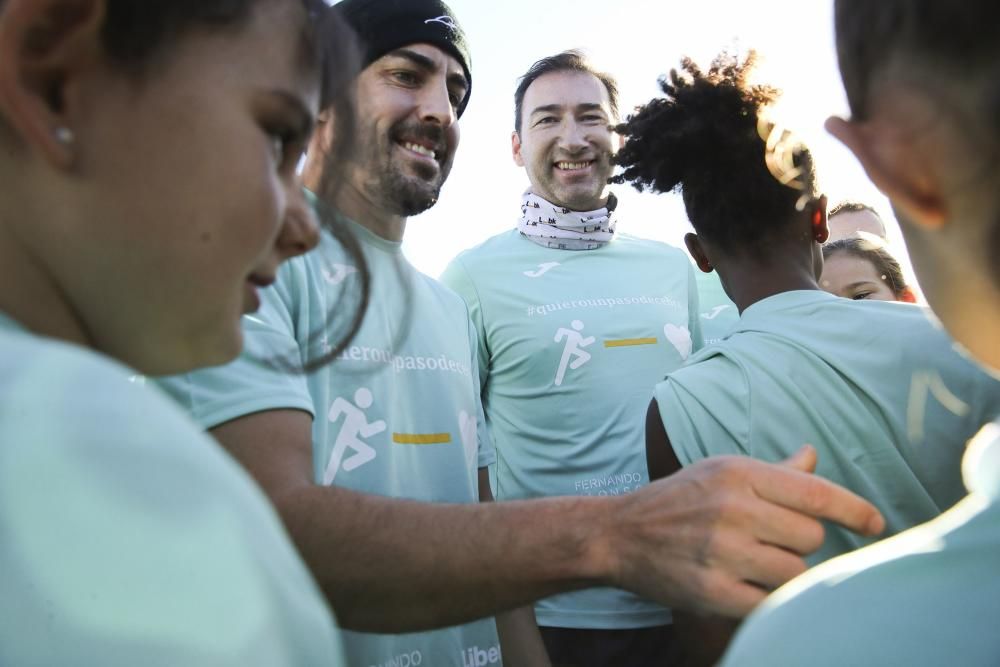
[303,187,403,256]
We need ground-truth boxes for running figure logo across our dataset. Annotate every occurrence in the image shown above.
[323,387,386,484]
[554,320,595,386]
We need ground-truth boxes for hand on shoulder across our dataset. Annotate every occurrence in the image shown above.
[598,446,884,617]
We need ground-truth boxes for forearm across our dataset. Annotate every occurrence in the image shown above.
[495,606,550,667]
[277,485,614,632]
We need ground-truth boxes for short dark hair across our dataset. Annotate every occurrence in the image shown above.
[513,50,620,133]
[834,1,1000,121]
[613,51,818,255]
[829,201,879,219]
[96,0,358,110]
[833,0,1000,289]
[823,237,909,298]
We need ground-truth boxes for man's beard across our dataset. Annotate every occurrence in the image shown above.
[370,161,443,216]
[538,152,614,210]
[363,119,451,217]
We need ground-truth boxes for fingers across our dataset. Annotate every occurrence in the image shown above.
[824,115,851,142]
[750,461,886,537]
[703,520,811,591]
[780,444,817,473]
[694,574,771,619]
[745,500,827,556]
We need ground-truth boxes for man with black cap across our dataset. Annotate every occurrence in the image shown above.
[160,2,547,665]
[159,1,885,666]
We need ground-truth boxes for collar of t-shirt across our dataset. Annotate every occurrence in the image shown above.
[736,290,835,325]
[517,190,618,251]
[303,187,402,255]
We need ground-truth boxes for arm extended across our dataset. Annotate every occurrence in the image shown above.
[211,407,884,632]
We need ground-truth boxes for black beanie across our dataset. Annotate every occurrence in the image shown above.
[333,0,472,117]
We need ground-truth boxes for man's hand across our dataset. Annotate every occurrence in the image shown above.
[601,445,885,618]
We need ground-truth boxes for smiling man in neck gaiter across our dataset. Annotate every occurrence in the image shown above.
[442,50,701,667]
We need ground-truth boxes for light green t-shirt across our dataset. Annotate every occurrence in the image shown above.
[656,290,1000,564]
[441,229,702,630]
[0,314,344,666]
[694,269,739,346]
[720,420,1000,666]
[159,215,501,667]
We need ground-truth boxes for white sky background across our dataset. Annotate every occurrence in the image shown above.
[402,0,918,288]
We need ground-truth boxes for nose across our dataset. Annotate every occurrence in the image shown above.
[418,75,458,129]
[276,181,320,260]
[557,119,588,153]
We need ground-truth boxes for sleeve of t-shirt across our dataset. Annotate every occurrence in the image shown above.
[0,354,340,665]
[653,354,751,466]
[156,267,315,429]
[440,256,490,390]
[467,313,497,470]
[686,260,705,353]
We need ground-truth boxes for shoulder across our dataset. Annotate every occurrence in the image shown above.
[657,350,746,403]
[411,268,476,322]
[1,330,220,453]
[440,230,523,293]
[808,295,938,327]
[1,328,152,406]
[445,231,522,271]
[726,490,1000,666]
[451,229,522,262]
[0,332,340,665]
[614,233,690,261]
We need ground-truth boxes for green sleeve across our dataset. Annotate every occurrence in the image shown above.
[654,355,751,467]
[440,256,490,390]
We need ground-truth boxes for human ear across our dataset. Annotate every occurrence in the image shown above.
[511,130,524,167]
[0,0,104,169]
[311,108,337,155]
[812,194,830,243]
[899,286,918,304]
[684,232,712,273]
[825,115,946,230]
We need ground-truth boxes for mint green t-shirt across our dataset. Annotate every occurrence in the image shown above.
[694,269,739,346]
[441,230,702,630]
[0,314,344,666]
[656,290,1000,564]
[720,420,1000,666]
[159,216,501,667]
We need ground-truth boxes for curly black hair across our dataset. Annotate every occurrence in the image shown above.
[613,52,818,254]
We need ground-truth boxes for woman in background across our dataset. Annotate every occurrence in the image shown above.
[821,237,917,302]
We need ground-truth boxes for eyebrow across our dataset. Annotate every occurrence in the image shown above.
[530,103,607,117]
[387,48,469,94]
[844,281,880,291]
[267,88,316,138]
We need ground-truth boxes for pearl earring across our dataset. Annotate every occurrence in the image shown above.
[54,127,75,145]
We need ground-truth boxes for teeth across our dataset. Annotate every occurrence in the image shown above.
[403,142,436,159]
[557,161,591,170]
